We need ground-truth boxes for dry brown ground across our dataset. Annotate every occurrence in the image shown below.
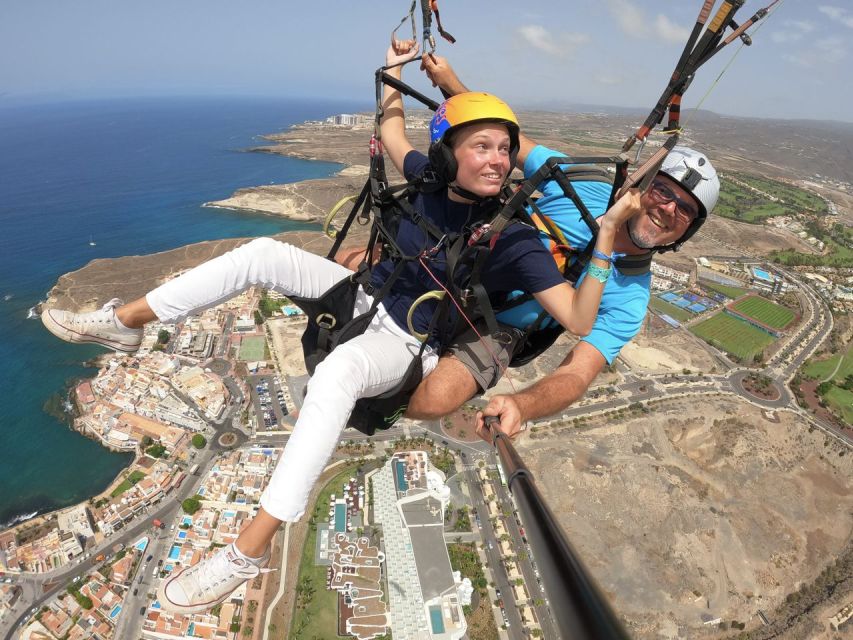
[622,322,720,374]
[518,396,853,639]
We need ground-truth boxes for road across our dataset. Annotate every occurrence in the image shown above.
[1,449,215,640]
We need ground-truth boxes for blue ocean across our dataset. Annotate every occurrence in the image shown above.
[0,96,365,526]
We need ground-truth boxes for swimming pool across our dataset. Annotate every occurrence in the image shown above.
[753,267,772,281]
[394,460,408,492]
[164,563,174,572]
[429,605,445,634]
[334,503,346,533]
[133,537,149,552]
[168,545,181,560]
[109,604,122,619]
[181,516,193,526]
[177,531,187,540]
[223,510,236,518]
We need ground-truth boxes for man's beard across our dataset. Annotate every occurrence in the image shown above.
[627,217,658,250]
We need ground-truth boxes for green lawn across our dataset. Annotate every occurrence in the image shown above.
[824,386,853,426]
[690,313,776,360]
[700,281,748,300]
[288,464,362,640]
[804,344,853,382]
[715,173,827,224]
[238,336,267,362]
[110,470,146,498]
[737,174,827,213]
[771,236,853,268]
[649,297,692,323]
[731,296,795,330]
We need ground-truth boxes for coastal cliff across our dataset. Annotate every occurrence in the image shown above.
[44,125,378,312]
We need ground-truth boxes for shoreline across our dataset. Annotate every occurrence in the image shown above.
[3,117,369,542]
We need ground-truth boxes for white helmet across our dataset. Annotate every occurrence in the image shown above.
[656,146,719,252]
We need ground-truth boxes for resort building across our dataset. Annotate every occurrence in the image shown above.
[372,452,466,640]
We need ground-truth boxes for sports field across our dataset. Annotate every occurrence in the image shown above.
[649,297,691,323]
[700,281,748,300]
[238,335,267,361]
[730,295,795,330]
[690,312,776,360]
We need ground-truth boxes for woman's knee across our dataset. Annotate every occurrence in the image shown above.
[239,236,286,259]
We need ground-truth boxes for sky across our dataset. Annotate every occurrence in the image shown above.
[2,0,851,122]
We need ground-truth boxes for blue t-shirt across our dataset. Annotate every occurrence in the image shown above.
[370,150,564,345]
[495,144,651,364]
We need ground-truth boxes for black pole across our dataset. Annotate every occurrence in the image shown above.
[486,418,631,640]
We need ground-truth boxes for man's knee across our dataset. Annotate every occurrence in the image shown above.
[406,356,478,420]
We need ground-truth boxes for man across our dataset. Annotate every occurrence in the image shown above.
[404,55,720,439]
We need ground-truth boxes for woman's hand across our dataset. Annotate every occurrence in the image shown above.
[386,38,420,67]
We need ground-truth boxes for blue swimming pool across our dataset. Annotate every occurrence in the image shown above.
[753,267,772,281]
[177,531,187,540]
[223,510,236,518]
[181,516,193,526]
[429,606,445,634]
[109,604,122,619]
[394,460,408,492]
[164,563,174,572]
[133,536,149,552]
[168,545,181,560]
[334,503,346,533]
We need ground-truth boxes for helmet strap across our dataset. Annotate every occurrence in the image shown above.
[449,183,487,203]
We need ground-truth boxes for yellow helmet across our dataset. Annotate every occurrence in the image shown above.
[428,92,520,183]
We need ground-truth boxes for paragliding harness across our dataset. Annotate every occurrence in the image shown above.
[289,0,780,434]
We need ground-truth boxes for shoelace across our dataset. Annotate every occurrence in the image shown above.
[194,554,257,594]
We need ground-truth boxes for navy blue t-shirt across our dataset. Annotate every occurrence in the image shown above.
[370,150,563,344]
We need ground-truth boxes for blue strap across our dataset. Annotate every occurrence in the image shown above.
[591,249,627,263]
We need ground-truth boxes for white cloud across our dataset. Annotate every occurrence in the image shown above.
[653,15,690,43]
[605,0,648,37]
[604,0,689,43]
[815,36,847,62]
[771,19,817,43]
[516,25,589,57]
[783,36,847,67]
[819,5,853,28]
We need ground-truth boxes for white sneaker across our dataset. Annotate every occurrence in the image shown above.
[157,543,272,615]
[41,298,142,353]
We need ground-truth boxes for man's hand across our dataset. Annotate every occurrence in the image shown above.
[386,38,420,67]
[475,395,526,443]
[601,187,644,229]
[420,54,467,95]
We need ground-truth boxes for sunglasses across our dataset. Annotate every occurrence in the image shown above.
[648,179,699,222]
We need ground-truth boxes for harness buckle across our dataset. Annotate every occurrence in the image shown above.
[315,313,337,330]
[467,222,492,247]
[422,170,440,184]
[493,331,514,346]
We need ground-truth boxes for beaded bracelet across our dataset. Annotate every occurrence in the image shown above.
[586,262,612,283]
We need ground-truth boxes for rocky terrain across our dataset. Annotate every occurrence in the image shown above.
[520,397,853,639]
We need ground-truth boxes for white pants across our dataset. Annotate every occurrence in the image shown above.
[146,237,438,521]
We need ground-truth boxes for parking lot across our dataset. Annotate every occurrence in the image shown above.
[248,374,290,432]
